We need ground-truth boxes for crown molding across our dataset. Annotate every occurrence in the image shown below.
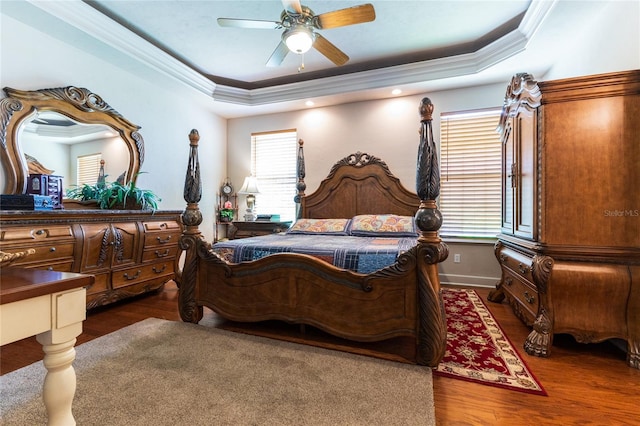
[214,29,529,105]
[22,0,556,107]
[212,0,556,105]
[24,0,217,97]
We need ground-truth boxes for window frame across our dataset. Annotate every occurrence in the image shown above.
[76,152,102,186]
[438,107,502,240]
[250,129,298,223]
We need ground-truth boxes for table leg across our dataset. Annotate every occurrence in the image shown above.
[36,335,78,426]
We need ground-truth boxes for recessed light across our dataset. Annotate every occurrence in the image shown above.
[392,89,402,95]
[305,100,314,107]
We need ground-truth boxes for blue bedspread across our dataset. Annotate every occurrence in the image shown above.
[212,233,417,274]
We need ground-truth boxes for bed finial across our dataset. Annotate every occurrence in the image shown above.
[179,129,205,323]
[182,129,203,229]
[295,139,306,218]
[188,128,199,146]
[414,97,448,366]
[415,97,444,243]
[417,97,439,201]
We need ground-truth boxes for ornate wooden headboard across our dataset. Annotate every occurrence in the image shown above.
[298,149,419,219]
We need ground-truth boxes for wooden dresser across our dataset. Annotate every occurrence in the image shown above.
[488,70,640,369]
[0,209,182,309]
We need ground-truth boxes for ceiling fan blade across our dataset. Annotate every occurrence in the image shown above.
[217,18,281,30]
[266,41,290,67]
[316,4,375,29]
[281,0,303,15]
[313,33,349,66]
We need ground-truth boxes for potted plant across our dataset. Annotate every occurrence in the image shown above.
[220,200,235,222]
[66,175,161,211]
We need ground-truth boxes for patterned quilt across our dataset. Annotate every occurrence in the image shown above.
[212,233,418,274]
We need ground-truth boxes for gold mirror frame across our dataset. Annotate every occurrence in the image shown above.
[0,86,144,194]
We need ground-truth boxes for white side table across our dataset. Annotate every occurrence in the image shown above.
[1,268,93,426]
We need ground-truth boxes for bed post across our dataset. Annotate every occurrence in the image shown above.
[415,98,449,366]
[294,139,306,219]
[178,129,205,323]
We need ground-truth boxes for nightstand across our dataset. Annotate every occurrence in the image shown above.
[228,221,292,240]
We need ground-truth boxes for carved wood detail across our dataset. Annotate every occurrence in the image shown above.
[491,70,640,369]
[178,97,448,366]
[1,85,145,193]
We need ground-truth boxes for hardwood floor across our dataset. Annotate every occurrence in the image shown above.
[2,282,638,425]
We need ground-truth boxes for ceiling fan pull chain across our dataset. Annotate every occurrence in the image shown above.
[298,53,305,73]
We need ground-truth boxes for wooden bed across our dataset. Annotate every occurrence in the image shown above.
[178,98,448,366]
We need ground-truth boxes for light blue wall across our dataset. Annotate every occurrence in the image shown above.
[1,9,226,241]
[226,0,640,286]
[1,0,638,278]
[542,0,639,80]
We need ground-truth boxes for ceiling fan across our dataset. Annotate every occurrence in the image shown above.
[217,0,375,67]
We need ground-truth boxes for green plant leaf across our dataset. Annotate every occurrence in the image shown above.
[65,172,161,212]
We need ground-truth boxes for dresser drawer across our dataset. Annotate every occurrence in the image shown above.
[8,259,75,272]
[497,246,534,283]
[0,242,75,267]
[143,220,181,233]
[16,242,74,262]
[142,245,180,262]
[112,261,174,289]
[0,225,74,242]
[501,268,539,325]
[144,231,181,248]
[143,221,181,248]
[86,273,109,295]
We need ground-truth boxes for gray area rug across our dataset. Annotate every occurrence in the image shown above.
[1,318,434,425]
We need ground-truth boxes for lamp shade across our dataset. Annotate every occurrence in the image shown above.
[238,176,261,194]
[283,26,314,54]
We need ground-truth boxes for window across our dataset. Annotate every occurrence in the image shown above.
[439,108,502,239]
[76,153,102,186]
[250,130,298,222]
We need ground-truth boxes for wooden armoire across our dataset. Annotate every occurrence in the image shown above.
[488,70,640,369]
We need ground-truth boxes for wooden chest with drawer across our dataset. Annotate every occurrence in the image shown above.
[488,70,639,369]
[228,220,291,239]
[0,209,182,309]
[495,245,539,325]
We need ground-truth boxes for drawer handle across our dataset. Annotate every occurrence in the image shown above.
[49,247,56,252]
[518,263,530,275]
[505,277,513,286]
[524,291,535,304]
[152,264,167,274]
[156,235,172,244]
[499,254,507,263]
[155,249,170,258]
[123,270,142,280]
[47,266,54,271]
[35,229,46,236]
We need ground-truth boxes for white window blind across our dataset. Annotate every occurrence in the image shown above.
[251,130,297,222]
[439,109,502,239]
[76,153,102,186]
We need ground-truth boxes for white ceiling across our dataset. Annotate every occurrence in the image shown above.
[7,1,611,118]
[88,0,530,84]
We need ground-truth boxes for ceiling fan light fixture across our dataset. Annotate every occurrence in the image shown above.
[283,26,314,54]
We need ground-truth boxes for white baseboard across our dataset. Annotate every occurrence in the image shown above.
[439,273,499,288]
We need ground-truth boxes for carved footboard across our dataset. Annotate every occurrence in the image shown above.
[179,99,448,366]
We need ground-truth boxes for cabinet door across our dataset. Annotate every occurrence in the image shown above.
[78,222,140,273]
[78,223,112,273]
[501,119,515,235]
[111,222,139,266]
[513,108,536,239]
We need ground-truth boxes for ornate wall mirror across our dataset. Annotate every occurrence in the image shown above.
[0,86,144,195]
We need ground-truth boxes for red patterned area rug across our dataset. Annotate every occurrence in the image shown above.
[435,288,547,396]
